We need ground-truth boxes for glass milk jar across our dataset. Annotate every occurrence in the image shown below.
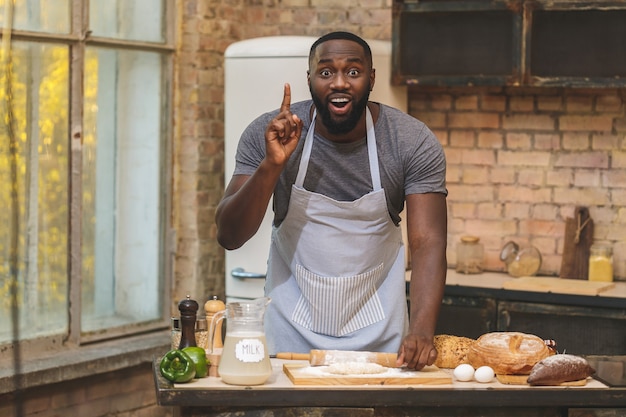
[209,297,272,385]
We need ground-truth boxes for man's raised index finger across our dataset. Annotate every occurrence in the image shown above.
[280,83,291,112]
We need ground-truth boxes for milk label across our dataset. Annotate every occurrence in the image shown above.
[235,338,265,363]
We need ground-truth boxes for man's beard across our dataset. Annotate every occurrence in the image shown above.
[310,86,371,135]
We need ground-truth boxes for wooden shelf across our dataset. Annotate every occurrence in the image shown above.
[393,0,626,88]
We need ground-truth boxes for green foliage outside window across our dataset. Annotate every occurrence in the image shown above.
[1,44,69,333]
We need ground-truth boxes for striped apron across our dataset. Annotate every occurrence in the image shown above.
[264,108,408,354]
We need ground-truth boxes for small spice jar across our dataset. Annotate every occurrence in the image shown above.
[170,317,181,349]
[588,243,613,282]
[194,318,209,350]
[456,236,484,274]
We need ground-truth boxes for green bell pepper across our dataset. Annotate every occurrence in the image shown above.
[159,349,196,383]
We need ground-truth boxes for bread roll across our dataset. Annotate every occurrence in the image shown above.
[433,334,475,369]
[527,354,595,385]
[468,332,553,375]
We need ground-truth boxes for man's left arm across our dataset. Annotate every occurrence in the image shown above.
[397,192,447,370]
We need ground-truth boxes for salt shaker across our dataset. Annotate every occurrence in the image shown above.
[204,296,226,353]
[204,296,226,377]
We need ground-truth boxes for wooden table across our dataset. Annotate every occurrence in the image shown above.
[153,358,626,417]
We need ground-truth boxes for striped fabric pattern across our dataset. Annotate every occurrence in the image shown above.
[292,263,386,336]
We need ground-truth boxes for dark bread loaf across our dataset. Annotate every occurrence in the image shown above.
[527,354,595,385]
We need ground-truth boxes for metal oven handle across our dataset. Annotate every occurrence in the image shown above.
[231,267,266,280]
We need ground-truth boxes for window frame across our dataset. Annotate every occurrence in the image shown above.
[1,0,175,355]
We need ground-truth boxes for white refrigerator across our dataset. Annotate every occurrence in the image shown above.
[224,36,407,301]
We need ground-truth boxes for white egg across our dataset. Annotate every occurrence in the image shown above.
[474,365,495,383]
[453,364,475,382]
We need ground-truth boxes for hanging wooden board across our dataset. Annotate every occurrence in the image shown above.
[283,364,452,386]
[560,206,594,280]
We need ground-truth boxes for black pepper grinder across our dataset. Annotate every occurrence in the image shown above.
[178,295,198,349]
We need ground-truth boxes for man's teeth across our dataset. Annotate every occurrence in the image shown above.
[331,98,349,103]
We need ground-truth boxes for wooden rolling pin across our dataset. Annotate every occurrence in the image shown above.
[275,349,399,368]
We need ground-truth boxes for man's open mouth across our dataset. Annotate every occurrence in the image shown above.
[329,97,352,114]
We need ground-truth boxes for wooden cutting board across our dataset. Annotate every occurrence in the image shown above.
[283,364,452,385]
[560,206,594,280]
[502,277,615,296]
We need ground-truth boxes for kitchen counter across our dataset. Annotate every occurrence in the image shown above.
[407,269,626,309]
[444,269,626,297]
[154,358,626,417]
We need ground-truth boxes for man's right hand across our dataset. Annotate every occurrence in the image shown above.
[264,83,303,167]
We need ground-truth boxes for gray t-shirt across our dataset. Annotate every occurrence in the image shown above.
[234,100,447,226]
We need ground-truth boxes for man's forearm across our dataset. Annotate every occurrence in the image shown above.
[215,160,283,249]
[408,248,447,337]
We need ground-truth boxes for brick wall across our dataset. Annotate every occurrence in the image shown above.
[411,87,626,279]
[0,364,172,417]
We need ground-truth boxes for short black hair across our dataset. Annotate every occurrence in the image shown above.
[309,31,373,68]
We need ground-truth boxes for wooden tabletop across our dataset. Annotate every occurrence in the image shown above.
[154,358,626,409]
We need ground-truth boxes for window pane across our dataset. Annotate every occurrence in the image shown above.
[0,0,70,34]
[89,0,165,43]
[0,42,69,343]
[82,47,164,332]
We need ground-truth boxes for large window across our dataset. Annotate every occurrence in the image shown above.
[0,1,172,348]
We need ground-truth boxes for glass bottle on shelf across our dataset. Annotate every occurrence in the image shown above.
[500,241,542,277]
[588,243,613,282]
[456,235,484,274]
